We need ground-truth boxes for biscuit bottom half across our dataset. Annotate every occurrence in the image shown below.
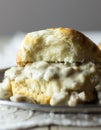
[0,61,100,106]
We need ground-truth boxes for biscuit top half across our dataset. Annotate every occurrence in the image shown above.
[16,27,101,66]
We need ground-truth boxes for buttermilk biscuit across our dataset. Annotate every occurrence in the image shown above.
[16,28,101,66]
[0,28,101,106]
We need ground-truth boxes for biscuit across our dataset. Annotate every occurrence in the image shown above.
[16,28,101,66]
[0,28,101,106]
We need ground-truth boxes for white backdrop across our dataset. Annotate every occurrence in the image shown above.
[0,0,101,35]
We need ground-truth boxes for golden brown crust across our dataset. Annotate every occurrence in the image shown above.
[16,27,101,66]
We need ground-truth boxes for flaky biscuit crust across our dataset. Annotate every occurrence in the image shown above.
[16,28,101,66]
